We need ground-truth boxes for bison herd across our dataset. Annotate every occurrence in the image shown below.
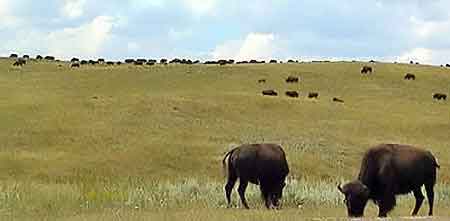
[223,143,440,218]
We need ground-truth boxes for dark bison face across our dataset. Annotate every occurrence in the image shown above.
[338,181,370,217]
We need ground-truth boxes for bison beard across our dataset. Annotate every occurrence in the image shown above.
[338,144,439,217]
[223,144,289,209]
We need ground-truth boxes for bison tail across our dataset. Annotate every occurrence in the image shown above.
[222,148,236,178]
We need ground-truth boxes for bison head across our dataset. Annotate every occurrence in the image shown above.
[262,181,286,209]
[338,181,370,217]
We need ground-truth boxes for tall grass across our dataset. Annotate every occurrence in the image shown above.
[1,178,449,219]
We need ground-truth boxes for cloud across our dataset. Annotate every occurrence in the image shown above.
[0,0,19,28]
[61,0,86,19]
[183,0,217,16]
[46,16,117,59]
[212,33,279,60]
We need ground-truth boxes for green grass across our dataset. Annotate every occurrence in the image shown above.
[0,58,449,220]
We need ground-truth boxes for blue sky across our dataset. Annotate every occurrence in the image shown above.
[1,0,450,64]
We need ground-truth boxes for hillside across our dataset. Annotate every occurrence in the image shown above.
[0,58,449,219]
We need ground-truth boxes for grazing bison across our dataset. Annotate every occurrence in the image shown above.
[404,73,416,80]
[97,58,105,63]
[125,59,135,64]
[44,56,55,61]
[262,90,278,96]
[285,91,299,98]
[23,55,30,59]
[223,144,289,209]
[80,60,88,65]
[13,59,26,66]
[106,61,115,65]
[338,144,440,217]
[433,93,447,101]
[71,63,80,68]
[361,66,373,74]
[36,55,43,60]
[308,92,319,99]
[134,61,144,65]
[333,97,344,103]
[270,60,278,64]
[258,79,266,84]
[71,58,79,63]
[10,54,18,58]
[446,64,450,68]
[286,76,299,83]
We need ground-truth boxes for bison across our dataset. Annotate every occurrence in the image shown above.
[71,58,79,63]
[223,144,289,209]
[286,76,299,83]
[125,59,135,64]
[433,93,447,101]
[404,73,416,80]
[44,56,55,61]
[36,55,43,60]
[270,60,278,64]
[308,92,319,99]
[262,90,278,96]
[258,79,266,84]
[361,66,373,74]
[338,144,440,218]
[13,59,26,66]
[285,91,299,98]
[71,63,80,68]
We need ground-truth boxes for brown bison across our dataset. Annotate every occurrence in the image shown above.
[13,59,26,66]
[262,90,278,96]
[71,63,80,68]
[308,92,319,99]
[338,144,440,217]
[404,73,416,80]
[285,91,299,98]
[258,79,266,84]
[223,144,289,209]
[433,93,447,100]
[286,76,299,83]
[361,66,373,74]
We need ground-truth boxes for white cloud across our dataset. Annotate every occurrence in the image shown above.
[47,16,117,59]
[61,0,86,19]
[0,0,19,27]
[397,47,450,65]
[183,0,217,16]
[127,42,139,51]
[212,33,279,60]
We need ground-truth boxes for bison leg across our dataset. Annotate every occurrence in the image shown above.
[238,180,250,209]
[412,188,425,216]
[425,184,435,216]
[225,172,237,208]
[378,194,396,217]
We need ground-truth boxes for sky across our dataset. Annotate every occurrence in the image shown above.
[1,0,450,64]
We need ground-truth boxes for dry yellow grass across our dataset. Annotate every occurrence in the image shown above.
[0,58,449,220]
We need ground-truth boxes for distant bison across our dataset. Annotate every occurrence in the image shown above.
[134,61,144,65]
[338,144,440,217]
[125,59,135,64]
[44,56,55,61]
[106,61,115,65]
[262,90,278,96]
[36,55,43,60]
[433,93,447,101]
[258,79,266,84]
[404,73,416,80]
[80,60,88,65]
[286,76,299,83]
[361,66,373,74]
[97,58,105,63]
[223,144,289,209]
[446,64,450,68]
[270,60,278,64]
[333,97,344,103]
[71,63,80,68]
[13,59,26,66]
[10,54,18,58]
[23,55,30,59]
[71,58,79,63]
[285,91,299,98]
[308,92,319,99]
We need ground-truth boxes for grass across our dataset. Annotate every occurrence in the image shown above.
[0,58,449,220]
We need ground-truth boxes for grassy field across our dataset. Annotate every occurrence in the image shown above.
[0,58,449,220]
